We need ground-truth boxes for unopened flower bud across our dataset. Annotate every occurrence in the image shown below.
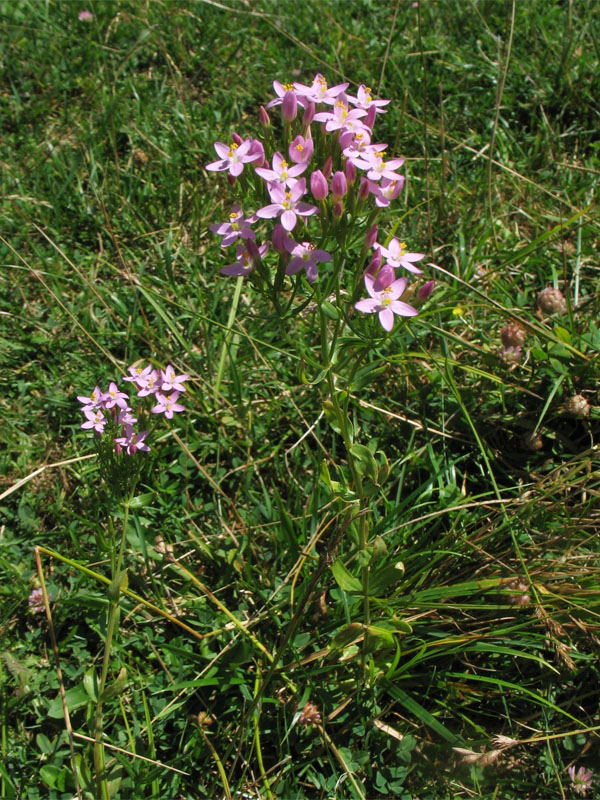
[310,169,328,200]
[417,280,435,302]
[232,132,243,146]
[365,225,378,248]
[358,176,370,200]
[249,139,265,168]
[227,173,236,187]
[345,158,356,185]
[272,224,289,255]
[322,156,333,179]
[364,106,376,129]
[259,105,270,128]
[374,264,395,291]
[536,287,567,316]
[281,90,297,122]
[331,170,347,199]
[333,200,343,218]
[564,394,590,418]
[303,101,315,127]
[501,322,526,348]
[366,247,382,275]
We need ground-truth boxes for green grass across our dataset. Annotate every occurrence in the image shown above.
[1,1,600,798]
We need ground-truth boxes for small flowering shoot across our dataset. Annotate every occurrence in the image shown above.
[569,766,593,797]
[78,363,188,494]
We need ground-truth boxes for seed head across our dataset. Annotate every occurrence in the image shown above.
[536,287,567,316]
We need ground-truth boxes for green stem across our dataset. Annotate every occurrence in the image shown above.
[214,276,244,399]
[93,490,134,800]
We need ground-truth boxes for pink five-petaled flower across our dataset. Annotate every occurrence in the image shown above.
[114,425,150,455]
[347,85,390,114]
[293,73,348,105]
[289,135,314,164]
[353,150,405,182]
[284,240,330,283]
[313,99,367,133]
[355,274,418,332]
[255,152,306,187]
[369,176,405,207]
[378,238,425,274]
[568,766,593,796]
[137,369,161,397]
[220,241,269,277]
[81,409,107,434]
[102,382,129,410]
[209,205,256,247]
[123,364,154,389]
[255,178,318,232]
[151,392,185,420]
[77,385,103,411]
[265,80,307,110]
[161,365,190,392]
[205,138,262,177]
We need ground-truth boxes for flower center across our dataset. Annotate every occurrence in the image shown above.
[227,142,239,157]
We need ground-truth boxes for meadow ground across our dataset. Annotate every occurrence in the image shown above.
[1,1,599,798]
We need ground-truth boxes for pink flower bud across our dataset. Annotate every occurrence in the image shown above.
[331,171,347,199]
[373,264,395,291]
[227,173,236,187]
[333,200,343,218]
[303,101,315,126]
[366,247,382,275]
[232,132,243,145]
[417,280,434,301]
[281,90,298,122]
[310,169,328,200]
[259,105,270,128]
[364,106,376,129]
[358,176,370,200]
[322,156,333,179]
[345,158,356,185]
[249,139,266,168]
[365,225,378,248]
[272,224,289,254]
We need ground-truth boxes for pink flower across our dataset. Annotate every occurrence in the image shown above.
[160,365,190,393]
[310,169,329,201]
[77,385,103,411]
[255,152,306,187]
[209,205,256,247]
[205,138,262,177]
[137,369,161,397]
[123,364,155,389]
[569,766,593,796]
[353,150,405,182]
[220,241,269,277]
[102,382,129,410]
[331,171,347,199]
[255,178,318,232]
[284,240,331,283]
[281,90,298,121]
[151,392,185,420]
[293,73,348,105]
[347,85,390,114]
[28,588,45,613]
[313,99,366,132]
[81,409,107,434]
[378,238,424,274]
[289,135,314,164]
[114,426,150,455]
[266,80,307,110]
[355,274,418,331]
[78,10,93,21]
[369,176,404,207]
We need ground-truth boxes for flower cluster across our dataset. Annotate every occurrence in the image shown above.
[569,765,593,796]
[206,74,431,330]
[78,364,189,455]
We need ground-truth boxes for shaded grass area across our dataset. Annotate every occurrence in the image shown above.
[1,1,599,798]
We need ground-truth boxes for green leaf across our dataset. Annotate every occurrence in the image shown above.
[101,667,128,702]
[381,681,460,744]
[331,623,364,649]
[40,764,68,791]
[331,559,362,592]
[47,684,90,718]
[321,300,339,320]
[107,569,128,602]
[349,443,378,481]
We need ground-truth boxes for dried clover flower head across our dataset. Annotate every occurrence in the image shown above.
[298,701,321,726]
[522,431,543,452]
[564,394,590,418]
[500,345,522,365]
[536,287,567,316]
[28,587,44,614]
[501,322,526,348]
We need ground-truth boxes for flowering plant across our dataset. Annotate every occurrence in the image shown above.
[206,75,432,679]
